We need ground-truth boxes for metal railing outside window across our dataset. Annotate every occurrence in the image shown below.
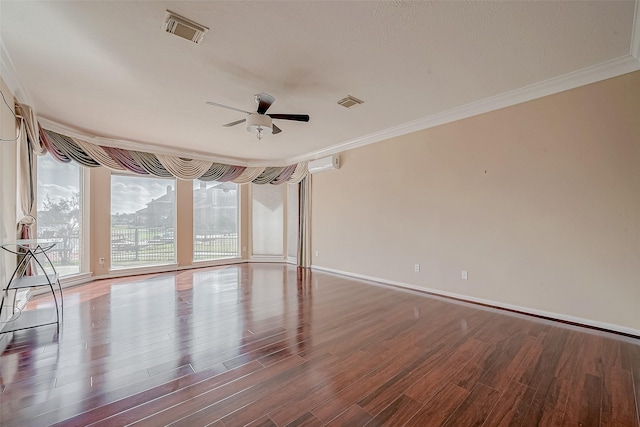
[110,226,175,267]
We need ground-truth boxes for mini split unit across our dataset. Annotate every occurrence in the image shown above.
[308,155,340,174]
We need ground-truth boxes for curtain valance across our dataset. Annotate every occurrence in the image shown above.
[17,102,308,185]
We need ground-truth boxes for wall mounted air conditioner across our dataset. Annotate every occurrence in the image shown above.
[308,155,340,174]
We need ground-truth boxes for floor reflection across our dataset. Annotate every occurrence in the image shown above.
[1,263,639,427]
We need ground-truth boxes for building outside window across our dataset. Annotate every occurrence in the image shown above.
[193,180,239,261]
[111,175,176,269]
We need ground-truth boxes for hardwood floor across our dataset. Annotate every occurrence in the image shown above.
[1,264,639,426]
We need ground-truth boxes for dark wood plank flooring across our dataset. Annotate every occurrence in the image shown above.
[1,264,638,426]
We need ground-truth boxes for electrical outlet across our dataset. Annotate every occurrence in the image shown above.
[315,250,319,257]
[461,270,468,280]
[414,264,420,272]
[99,257,105,265]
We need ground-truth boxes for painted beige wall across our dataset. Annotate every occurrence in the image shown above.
[176,178,194,266]
[0,77,17,319]
[89,166,111,275]
[311,71,640,332]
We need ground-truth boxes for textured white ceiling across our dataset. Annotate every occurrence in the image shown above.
[0,1,637,165]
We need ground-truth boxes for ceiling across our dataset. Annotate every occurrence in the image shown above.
[1,1,639,166]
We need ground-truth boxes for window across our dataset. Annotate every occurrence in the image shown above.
[193,180,239,261]
[37,153,84,277]
[110,175,176,269]
[252,184,284,256]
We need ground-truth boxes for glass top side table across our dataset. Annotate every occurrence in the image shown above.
[1,239,63,334]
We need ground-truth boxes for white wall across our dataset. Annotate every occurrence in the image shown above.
[311,71,640,334]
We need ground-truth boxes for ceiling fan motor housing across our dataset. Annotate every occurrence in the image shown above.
[246,113,273,134]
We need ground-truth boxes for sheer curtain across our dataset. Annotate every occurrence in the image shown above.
[297,176,312,268]
[16,103,42,243]
[16,107,39,276]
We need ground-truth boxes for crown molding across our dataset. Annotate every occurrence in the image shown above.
[0,39,34,106]
[285,54,640,165]
[22,52,640,168]
[36,50,640,168]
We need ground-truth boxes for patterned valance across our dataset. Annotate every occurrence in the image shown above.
[15,103,308,185]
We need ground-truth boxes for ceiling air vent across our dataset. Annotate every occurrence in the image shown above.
[164,11,208,44]
[337,95,364,109]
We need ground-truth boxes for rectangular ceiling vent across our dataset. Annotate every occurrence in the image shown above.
[164,11,208,44]
[337,95,364,109]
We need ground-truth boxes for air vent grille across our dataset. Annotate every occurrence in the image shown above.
[164,11,208,44]
[337,95,364,109]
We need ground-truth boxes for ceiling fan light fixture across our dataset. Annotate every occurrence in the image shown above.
[246,113,273,140]
[207,93,309,139]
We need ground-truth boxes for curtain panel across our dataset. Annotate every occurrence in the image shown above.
[297,176,312,268]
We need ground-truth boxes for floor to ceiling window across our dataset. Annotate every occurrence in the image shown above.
[193,180,239,261]
[36,153,84,277]
[110,174,176,269]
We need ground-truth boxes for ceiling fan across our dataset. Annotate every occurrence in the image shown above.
[206,93,310,140]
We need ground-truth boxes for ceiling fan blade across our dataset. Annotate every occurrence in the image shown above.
[222,118,246,127]
[268,114,310,122]
[206,101,251,115]
[272,124,282,135]
[256,93,275,114]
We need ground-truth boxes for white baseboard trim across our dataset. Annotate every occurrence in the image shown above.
[26,273,93,296]
[91,258,247,282]
[16,261,638,337]
[61,273,93,288]
[29,259,250,291]
[312,265,640,338]
[25,259,252,298]
[249,256,288,263]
